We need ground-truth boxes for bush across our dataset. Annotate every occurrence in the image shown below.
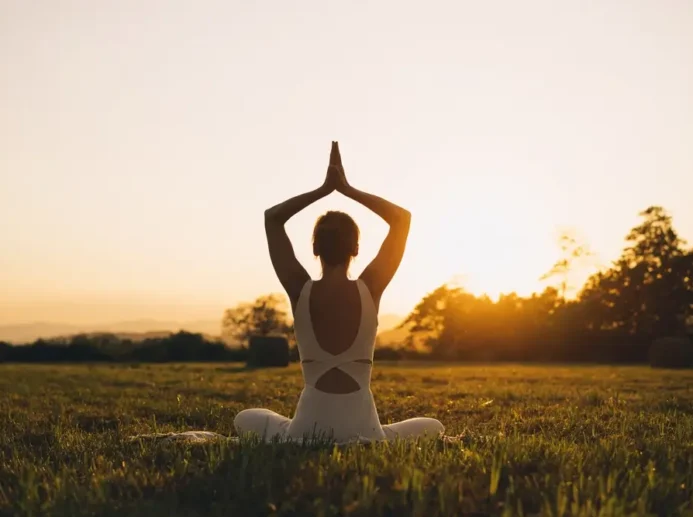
[649,336,693,369]
[0,341,11,362]
[1,332,242,363]
[247,335,289,367]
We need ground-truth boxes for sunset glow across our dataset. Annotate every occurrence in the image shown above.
[2,1,692,329]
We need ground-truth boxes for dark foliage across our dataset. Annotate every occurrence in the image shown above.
[649,336,693,369]
[247,335,290,367]
[399,205,693,366]
[0,332,248,364]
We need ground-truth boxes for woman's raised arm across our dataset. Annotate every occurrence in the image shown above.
[264,142,342,307]
[332,145,411,306]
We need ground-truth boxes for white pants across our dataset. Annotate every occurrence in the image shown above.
[234,408,444,443]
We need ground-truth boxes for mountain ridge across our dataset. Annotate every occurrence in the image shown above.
[0,314,406,344]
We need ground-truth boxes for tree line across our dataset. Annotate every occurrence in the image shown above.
[220,205,693,366]
[399,206,693,365]
[0,332,246,363]
[2,205,691,366]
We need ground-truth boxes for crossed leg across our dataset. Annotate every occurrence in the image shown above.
[234,408,291,440]
[382,417,444,440]
[235,410,444,442]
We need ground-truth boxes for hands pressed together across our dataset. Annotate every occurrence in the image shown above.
[265,139,410,304]
[322,141,351,195]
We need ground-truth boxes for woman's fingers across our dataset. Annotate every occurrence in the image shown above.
[329,141,339,166]
[333,142,343,168]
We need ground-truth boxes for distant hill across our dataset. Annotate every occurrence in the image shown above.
[377,326,409,346]
[0,319,221,344]
[378,313,404,331]
[1,314,406,345]
[376,314,409,346]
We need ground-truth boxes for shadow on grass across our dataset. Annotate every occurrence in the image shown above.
[82,434,471,517]
[215,364,298,374]
[88,437,362,516]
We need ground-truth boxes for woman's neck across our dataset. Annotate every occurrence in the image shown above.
[320,263,351,282]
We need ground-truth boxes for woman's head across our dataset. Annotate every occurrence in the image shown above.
[312,211,359,268]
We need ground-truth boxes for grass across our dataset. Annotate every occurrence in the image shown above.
[1,363,693,516]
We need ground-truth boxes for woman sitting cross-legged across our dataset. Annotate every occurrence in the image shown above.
[234,142,445,444]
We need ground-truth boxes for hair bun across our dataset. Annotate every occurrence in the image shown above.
[312,211,360,267]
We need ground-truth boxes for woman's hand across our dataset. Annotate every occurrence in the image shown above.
[322,141,350,193]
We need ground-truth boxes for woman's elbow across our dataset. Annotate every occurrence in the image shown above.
[264,208,278,222]
[264,207,286,227]
[388,209,410,230]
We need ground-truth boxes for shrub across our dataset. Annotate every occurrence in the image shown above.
[247,335,289,367]
[649,336,693,369]
[0,341,11,362]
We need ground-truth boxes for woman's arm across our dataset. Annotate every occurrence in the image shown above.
[265,186,331,225]
[332,146,411,305]
[344,186,411,304]
[341,186,411,229]
[264,187,328,308]
[264,143,342,308]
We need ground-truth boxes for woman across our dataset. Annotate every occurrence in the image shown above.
[234,142,444,444]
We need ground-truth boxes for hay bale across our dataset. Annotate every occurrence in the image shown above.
[649,336,693,369]
[247,335,289,367]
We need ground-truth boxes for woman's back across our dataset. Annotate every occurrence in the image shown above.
[309,278,364,355]
[293,278,377,394]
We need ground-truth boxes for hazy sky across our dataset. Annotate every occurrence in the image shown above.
[2,0,692,326]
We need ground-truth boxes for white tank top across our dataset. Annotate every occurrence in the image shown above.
[293,279,378,391]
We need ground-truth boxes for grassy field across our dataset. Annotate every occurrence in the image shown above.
[1,363,693,516]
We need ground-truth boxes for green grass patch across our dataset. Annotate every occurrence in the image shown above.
[1,363,692,516]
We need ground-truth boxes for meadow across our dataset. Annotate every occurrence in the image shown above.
[1,363,692,516]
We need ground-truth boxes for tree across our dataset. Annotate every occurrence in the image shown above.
[577,206,692,338]
[398,285,458,354]
[540,230,595,302]
[400,284,561,358]
[221,294,293,346]
[618,206,688,336]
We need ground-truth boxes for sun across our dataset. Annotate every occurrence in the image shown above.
[285,172,567,315]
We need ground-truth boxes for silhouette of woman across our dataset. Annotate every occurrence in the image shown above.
[234,142,444,443]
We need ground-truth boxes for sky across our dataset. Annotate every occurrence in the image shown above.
[1,0,692,327]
